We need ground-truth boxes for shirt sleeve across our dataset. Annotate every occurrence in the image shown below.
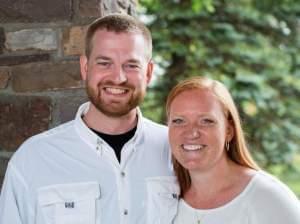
[0,163,28,224]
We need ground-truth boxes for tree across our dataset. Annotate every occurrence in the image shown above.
[139,0,300,168]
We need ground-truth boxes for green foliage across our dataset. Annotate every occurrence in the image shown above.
[139,0,300,169]
[268,154,300,196]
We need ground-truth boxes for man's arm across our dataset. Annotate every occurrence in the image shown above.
[0,163,27,224]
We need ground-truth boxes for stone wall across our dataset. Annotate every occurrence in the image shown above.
[0,0,137,188]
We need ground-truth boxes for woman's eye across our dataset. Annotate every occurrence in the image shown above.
[171,118,184,125]
[201,118,215,125]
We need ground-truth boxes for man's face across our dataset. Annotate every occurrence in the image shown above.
[80,30,153,117]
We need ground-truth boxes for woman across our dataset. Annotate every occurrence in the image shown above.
[166,76,300,224]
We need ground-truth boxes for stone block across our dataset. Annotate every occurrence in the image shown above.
[0,95,51,151]
[57,89,88,123]
[102,0,122,15]
[79,0,101,18]
[63,26,87,56]
[12,61,83,92]
[118,0,129,9]
[0,67,10,89]
[79,0,127,17]
[0,27,5,54]
[0,54,50,66]
[5,28,57,51]
[130,0,138,5]
[0,156,10,191]
[0,0,72,23]
[128,0,137,16]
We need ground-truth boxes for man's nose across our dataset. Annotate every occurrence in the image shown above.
[112,65,127,84]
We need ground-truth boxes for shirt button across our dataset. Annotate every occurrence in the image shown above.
[121,171,125,177]
[124,209,128,215]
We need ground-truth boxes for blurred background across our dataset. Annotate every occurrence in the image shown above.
[138,0,300,197]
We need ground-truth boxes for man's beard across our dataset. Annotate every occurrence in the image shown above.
[86,82,146,117]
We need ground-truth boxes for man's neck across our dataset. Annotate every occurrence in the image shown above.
[83,103,138,135]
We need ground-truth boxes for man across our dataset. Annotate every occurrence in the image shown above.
[0,14,179,224]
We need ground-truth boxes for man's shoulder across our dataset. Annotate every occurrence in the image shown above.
[29,120,74,142]
[12,120,75,157]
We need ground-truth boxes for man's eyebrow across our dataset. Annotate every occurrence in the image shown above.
[93,56,142,64]
[94,56,111,61]
[127,59,142,64]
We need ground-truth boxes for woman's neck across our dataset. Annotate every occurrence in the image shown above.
[184,159,255,209]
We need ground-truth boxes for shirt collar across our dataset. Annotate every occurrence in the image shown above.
[74,102,144,150]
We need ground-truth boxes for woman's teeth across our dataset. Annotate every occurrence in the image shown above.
[182,144,205,151]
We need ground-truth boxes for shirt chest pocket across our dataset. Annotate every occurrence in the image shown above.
[37,182,100,224]
[146,176,179,224]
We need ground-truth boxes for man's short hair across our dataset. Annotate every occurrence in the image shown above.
[85,13,152,60]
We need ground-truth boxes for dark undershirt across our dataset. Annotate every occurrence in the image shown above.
[91,126,137,163]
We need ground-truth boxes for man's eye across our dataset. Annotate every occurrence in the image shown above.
[124,64,140,70]
[97,62,111,67]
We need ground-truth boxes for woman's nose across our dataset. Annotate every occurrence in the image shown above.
[186,127,201,139]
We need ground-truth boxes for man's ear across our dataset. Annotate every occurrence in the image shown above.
[80,55,88,81]
[146,60,154,84]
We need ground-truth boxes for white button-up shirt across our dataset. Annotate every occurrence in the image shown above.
[0,102,179,224]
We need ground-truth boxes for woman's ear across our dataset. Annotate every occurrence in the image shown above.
[226,119,234,142]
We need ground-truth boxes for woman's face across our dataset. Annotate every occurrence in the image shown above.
[168,89,233,173]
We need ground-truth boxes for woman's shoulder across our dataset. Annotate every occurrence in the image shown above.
[247,170,300,220]
[250,170,298,200]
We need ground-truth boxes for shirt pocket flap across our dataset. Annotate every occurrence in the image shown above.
[146,176,179,224]
[146,176,180,198]
[38,182,100,206]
